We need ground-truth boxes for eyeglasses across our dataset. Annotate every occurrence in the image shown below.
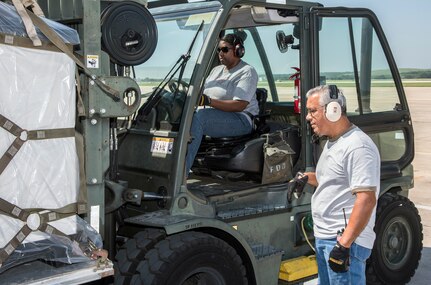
[306,107,324,118]
[217,46,231,53]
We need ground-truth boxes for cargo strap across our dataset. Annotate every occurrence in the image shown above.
[11,0,43,46]
[26,10,120,102]
[0,197,78,268]
[76,69,86,117]
[20,0,44,16]
[75,132,88,213]
[0,113,86,210]
[0,114,75,176]
[11,0,119,102]
[0,114,87,267]
[0,33,59,52]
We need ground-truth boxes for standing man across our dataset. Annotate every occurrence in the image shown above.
[302,85,380,284]
[185,33,258,175]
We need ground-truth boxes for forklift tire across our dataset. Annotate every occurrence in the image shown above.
[132,231,248,285]
[114,228,166,284]
[366,193,423,285]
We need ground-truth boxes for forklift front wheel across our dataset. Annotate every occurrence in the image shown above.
[130,231,248,285]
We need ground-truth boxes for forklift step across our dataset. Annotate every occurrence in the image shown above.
[279,255,318,282]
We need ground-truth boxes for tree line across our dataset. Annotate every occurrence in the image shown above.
[279,69,431,81]
[138,69,431,83]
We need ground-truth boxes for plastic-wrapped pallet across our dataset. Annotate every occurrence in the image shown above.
[0,1,79,44]
[0,2,100,272]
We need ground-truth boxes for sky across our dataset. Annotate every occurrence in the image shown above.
[305,0,431,69]
[138,0,431,79]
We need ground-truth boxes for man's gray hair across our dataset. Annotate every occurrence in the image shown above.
[306,85,347,113]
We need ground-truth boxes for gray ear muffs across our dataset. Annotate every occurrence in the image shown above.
[325,85,342,122]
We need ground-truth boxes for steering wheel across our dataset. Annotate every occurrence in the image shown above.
[168,79,189,94]
[144,79,187,125]
[135,79,189,127]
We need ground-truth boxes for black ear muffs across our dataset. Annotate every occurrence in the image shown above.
[235,43,245,58]
[233,34,245,58]
[325,85,342,122]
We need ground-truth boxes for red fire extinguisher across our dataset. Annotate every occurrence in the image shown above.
[289,67,301,114]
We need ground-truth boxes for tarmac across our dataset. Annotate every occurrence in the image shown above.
[404,87,431,285]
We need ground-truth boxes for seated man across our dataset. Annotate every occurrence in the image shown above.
[185,33,259,175]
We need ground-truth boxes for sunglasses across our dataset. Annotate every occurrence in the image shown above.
[217,46,232,53]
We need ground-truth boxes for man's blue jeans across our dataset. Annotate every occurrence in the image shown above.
[315,238,371,285]
[185,108,252,175]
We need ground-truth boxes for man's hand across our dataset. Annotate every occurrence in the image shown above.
[328,241,350,273]
[287,172,308,202]
[198,94,211,106]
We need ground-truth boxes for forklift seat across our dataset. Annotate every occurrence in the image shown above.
[202,88,269,147]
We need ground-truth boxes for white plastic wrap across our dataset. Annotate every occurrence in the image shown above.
[2,215,103,272]
[0,2,80,44]
[0,43,78,233]
[0,45,78,206]
[0,44,97,270]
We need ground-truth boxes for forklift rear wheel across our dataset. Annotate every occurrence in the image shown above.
[366,193,423,284]
[132,231,248,285]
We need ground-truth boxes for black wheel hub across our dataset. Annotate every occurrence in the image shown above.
[382,216,412,270]
[182,267,227,285]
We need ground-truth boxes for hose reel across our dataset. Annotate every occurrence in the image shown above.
[101,1,157,66]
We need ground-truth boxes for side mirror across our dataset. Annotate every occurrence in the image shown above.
[276,31,294,53]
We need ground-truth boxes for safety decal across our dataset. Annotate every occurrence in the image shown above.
[86,55,99,68]
[151,137,174,155]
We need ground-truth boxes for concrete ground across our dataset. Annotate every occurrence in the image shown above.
[403,87,431,285]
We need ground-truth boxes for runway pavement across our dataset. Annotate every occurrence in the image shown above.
[404,87,431,285]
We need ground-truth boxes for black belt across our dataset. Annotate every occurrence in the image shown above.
[243,111,255,119]
[242,111,256,129]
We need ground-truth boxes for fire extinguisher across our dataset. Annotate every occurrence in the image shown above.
[289,67,301,114]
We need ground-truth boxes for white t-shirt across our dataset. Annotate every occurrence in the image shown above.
[312,126,380,249]
[203,60,259,120]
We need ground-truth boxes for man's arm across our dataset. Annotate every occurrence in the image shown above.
[338,189,376,248]
[303,172,317,187]
[209,98,248,112]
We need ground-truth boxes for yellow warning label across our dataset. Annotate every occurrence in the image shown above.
[151,137,174,154]
[87,55,99,68]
